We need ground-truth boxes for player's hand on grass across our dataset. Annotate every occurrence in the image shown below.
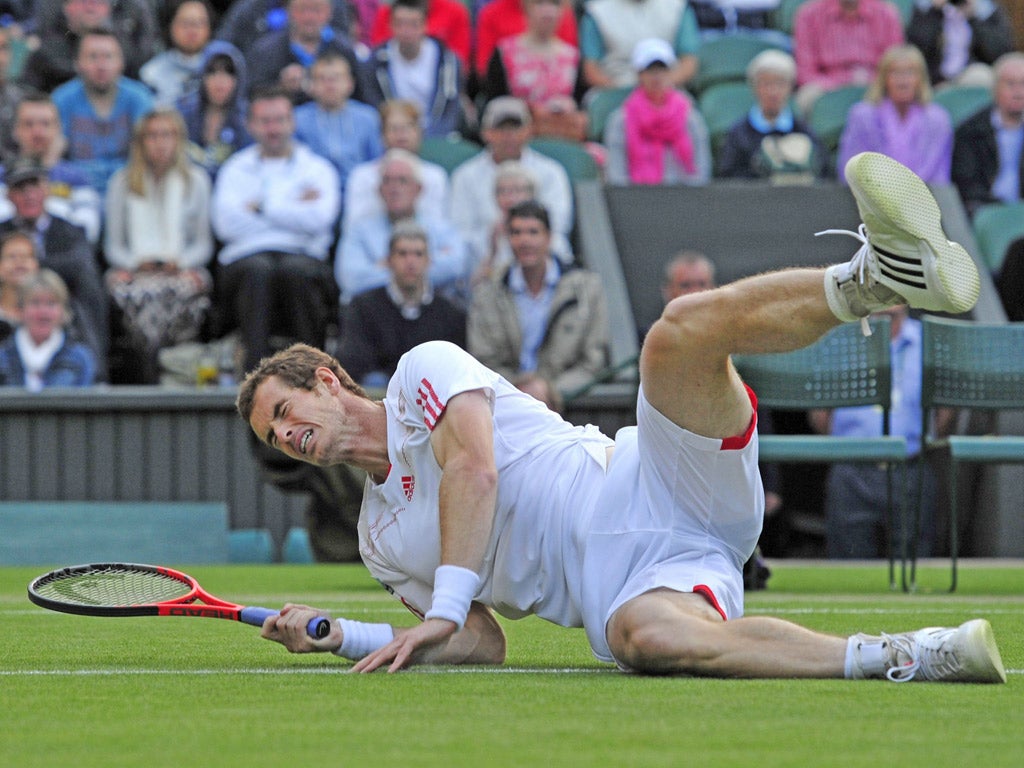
[261,603,341,653]
[350,617,457,673]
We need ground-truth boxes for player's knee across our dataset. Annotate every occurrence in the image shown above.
[608,616,714,675]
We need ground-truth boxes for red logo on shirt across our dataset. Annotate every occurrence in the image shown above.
[401,475,415,501]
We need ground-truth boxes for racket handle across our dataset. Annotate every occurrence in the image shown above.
[240,607,332,639]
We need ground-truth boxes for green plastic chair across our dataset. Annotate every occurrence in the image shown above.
[771,0,811,34]
[418,136,482,174]
[528,137,599,182]
[916,317,1024,592]
[697,81,756,156]
[933,85,992,129]
[971,201,1024,273]
[733,318,910,588]
[586,86,632,141]
[693,34,785,95]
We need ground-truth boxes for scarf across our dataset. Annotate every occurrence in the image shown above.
[624,87,696,184]
[14,326,65,392]
[127,171,186,263]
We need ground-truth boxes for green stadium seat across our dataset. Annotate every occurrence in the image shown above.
[418,136,481,174]
[697,81,756,157]
[229,529,275,563]
[972,201,1024,273]
[528,137,600,182]
[771,0,811,34]
[586,86,632,142]
[933,85,993,129]
[693,33,785,94]
[283,526,315,563]
[808,84,867,172]
[916,317,1024,591]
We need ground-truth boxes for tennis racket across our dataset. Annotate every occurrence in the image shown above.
[28,563,331,639]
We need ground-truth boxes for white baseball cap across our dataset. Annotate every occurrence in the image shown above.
[631,38,676,71]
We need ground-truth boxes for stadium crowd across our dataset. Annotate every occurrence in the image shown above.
[0,0,1020,561]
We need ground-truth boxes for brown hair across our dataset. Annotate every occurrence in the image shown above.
[126,108,193,196]
[236,343,367,423]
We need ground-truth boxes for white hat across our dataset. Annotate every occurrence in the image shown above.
[631,38,676,71]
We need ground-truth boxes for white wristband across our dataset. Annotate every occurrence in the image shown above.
[424,564,481,630]
[333,618,394,661]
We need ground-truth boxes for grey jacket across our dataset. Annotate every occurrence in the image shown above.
[468,261,609,395]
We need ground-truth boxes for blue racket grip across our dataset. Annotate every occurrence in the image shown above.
[240,606,332,639]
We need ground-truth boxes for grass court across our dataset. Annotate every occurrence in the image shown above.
[3,561,1022,767]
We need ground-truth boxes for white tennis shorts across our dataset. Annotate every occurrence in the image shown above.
[579,387,765,664]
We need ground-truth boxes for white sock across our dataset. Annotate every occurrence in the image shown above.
[845,635,889,679]
[823,265,859,323]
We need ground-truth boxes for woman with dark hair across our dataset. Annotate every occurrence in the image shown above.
[175,40,252,180]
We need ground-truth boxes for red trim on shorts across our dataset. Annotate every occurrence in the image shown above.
[719,384,759,451]
[693,584,728,621]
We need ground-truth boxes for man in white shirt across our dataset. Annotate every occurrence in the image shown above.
[238,152,1005,684]
[450,97,574,261]
[211,85,340,374]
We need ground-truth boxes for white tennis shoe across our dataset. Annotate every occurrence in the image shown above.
[823,152,980,323]
[853,618,1006,683]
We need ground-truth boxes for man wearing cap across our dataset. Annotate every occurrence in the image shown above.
[450,97,573,267]
[0,158,109,379]
[359,0,464,139]
[579,0,700,90]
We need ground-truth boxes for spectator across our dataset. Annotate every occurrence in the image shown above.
[579,0,700,90]
[995,236,1024,320]
[0,158,108,377]
[369,0,471,69]
[337,218,466,386]
[336,148,466,303]
[479,0,588,143]
[103,109,214,384]
[211,86,340,374]
[0,268,97,388]
[718,49,826,181]
[22,0,159,92]
[604,38,710,186]
[951,51,1024,217]
[215,0,351,56]
[139,0,216,107]
[343,98,450,233]
[792,0,904,117]
[809,305,948,559]
[245,0,361,106]
[837,44,953,184]
[176,42,252,181]
[906,0,1015,89]
[350,0,382,47]
[0,26,24,164]
[467,199,608,410]
[52,28,154,199]
[0,92,102,244]
[473,0,578,82]
[359,0,464,139]
[294,49,383,205]
[468,160,573,285]
[0,230,37,342]
[688,0,787,43]
[450,97,573,264]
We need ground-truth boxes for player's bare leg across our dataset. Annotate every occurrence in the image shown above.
[612,153,1002,683]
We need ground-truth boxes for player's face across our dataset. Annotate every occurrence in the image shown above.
[170,1,211,55]
[76,35,124,92]
[14,102,60,156]
[508,215,551,269]
[250,374,346,466]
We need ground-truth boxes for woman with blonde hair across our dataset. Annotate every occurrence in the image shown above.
[0,269,96,389]
[837,44,953,184]
[104,108,214,383]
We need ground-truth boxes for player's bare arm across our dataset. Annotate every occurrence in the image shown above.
[353,389,500,673]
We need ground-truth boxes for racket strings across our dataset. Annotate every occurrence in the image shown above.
[33,566,192,607]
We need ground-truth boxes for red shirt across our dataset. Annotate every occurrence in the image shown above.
[370,0,472,68]
[474,0,579,76]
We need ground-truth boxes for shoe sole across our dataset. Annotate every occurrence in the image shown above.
[959,619,1007,684]
[845,152,980,313]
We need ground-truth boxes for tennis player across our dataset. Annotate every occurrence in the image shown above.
[238,153,1006,682]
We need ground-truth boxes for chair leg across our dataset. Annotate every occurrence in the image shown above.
[948,459,959,592]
